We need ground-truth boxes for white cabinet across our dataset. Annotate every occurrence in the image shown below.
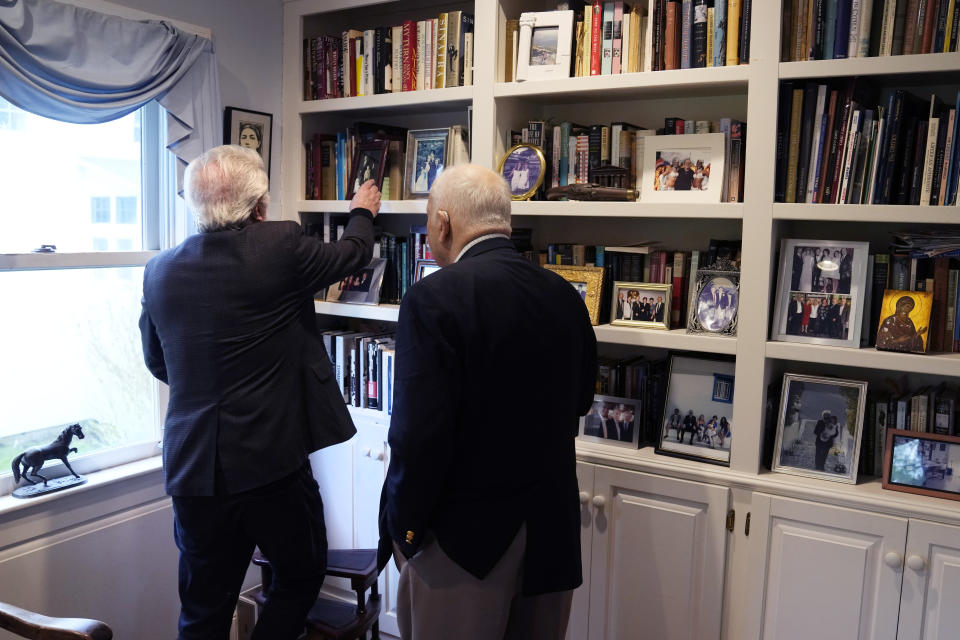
[897,518,960,640]
[573,463,731,640]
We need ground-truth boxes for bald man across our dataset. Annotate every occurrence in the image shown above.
[377,164,598,639]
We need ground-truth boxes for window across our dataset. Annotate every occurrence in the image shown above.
[116,238,133,251]
[116,196,137,224]
[92,237,109,251]
[91,197,111,224]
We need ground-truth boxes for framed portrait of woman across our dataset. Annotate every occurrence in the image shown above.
[224,107,273,176]
[404,128,450,199]
[498,144,546,200]
[770,238,870,348]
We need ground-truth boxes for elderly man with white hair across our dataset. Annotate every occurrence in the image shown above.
[139,145,380,640]
[378,164,598,640]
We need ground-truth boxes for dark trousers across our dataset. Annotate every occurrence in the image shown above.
[171,463,327,640]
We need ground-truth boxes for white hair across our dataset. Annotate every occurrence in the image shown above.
[184,145,269,232]
[427,164,512,233]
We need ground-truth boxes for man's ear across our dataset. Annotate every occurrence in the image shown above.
[254,199,267,222]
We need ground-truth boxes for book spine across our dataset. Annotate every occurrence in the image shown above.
[806,84,828,202]
[713,0,726,65]
[937,109,955,204]
[920,116,941,205]
[693,0,708,66]
[848,0,862,58]
[951,0,960,50]
[904,0,923,54]
[592,1,604,74]
[665,1,680,68]
[435,12,447,89]
[824,0,839,57]
[726,0,741,65]
[858,0,875,56]
[739,0,752,62]
[935,0,951,50]
[681,0,693,68]
[728,121,745,202]
[613,1,624,74]
[785,89,804,202]
[922,0,940,53]
[402,21,415,92]
[775,82,793,201]
[446,11,463,88]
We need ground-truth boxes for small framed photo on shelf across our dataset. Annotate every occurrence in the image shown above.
[347,140,388,199]
[771,374,867,484]
[610,281,671,330]
[875,289,933,354]
[415,259,440,282]
[882,429,960,502]
[224,107,273,175]
[687,262,740,336]
[657,355,735,466]
[545,264,604,325]
[640,133,725,203]
[326,258,387,305]
[771,239,870,349]
[515,10,574,82]
[499,144,547,200]
[404,128,450,199]
[580,394,641,448]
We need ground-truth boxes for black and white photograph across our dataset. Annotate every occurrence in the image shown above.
[883,430,960,501]
[326,258,387,305]
[404,128,450,199]
[640,133,725,203]
[772,374,867,484]
[611,281,671,330]
[498,144,546,200]
[515,10,574,81]
[224,106,273,176]
[688,268,740,335]
[347,141,387,199]
[771,239,869,348]
[579,394,641,448]
[657,355,735,465]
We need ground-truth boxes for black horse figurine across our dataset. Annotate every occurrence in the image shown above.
[11,423,85,486]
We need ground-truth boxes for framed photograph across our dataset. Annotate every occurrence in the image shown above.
[498,144,547,200]
[545,264,604,325]
[326,258,387,305]
[657,355,735,465]
[882,429,960,502]
[687,263,740,336]
[224,107,273,175]
[516,10,574,82]
[579,394,641,448]
[772,374,868,484]
[348,140,388,199]
[771,239,870,348]
[610,281,671,330]
[875,289,933,354]
[404,128,450,199]
[640,133,725,203]
[415,258,440,282]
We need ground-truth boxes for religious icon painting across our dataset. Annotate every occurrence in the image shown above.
[875,289,933,354]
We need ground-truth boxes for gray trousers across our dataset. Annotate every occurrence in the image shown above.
[395,525,572,640]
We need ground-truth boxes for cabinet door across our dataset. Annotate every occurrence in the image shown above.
[749,494,907,640]
[897,518,960,640]
[567,461,596,640]
[588,466,730,640]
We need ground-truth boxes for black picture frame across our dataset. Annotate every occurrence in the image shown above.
[223,107,273,177]
[348,140,389,199]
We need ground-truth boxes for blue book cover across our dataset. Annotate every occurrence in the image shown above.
[681,0,693,68]
[712,0,726,66]
[336,132,346,200]
[872,90,898,204]
[823,0,838,59]
[833,0,851,58]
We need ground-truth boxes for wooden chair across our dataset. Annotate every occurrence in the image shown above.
[0,601,112,640]
[252,548,380,640]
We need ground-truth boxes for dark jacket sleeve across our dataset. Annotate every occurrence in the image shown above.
[577,298,598,418]
[138,299,168,384]
[292,208,375,295]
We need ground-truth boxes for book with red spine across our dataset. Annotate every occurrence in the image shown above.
[591,1,603,75]
[401,21,416,91]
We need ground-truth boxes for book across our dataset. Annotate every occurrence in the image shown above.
[592,1,604,74]
[446,11,464,88]
[681,0,693,68]
[713,0,726,66]
[665,1,680,69]
[613,1,625,74]
[435,12,447,89]
[785,87,804,202]
[739,0,752,63]
[726,0,741,66]
[504,19,519,81]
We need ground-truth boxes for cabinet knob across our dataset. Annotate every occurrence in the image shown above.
[591,495,606,508]
[906,554,927,572]
[579,491,590,504]
[883,551,903,568]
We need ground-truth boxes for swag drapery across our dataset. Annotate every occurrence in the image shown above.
[0,0,221,239]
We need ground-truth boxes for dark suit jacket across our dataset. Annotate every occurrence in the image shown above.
[139,212,374,496]
[379,237,597,595]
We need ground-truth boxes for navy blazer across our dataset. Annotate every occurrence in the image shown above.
[139,212,374,496]
[380,237,597,595]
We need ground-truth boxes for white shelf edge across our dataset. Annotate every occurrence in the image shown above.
[779,52,960,79]
[314,300,400,321]
[773,203,960,223]
[298,86,474,114]
[765,340,960,377]
[297,200,427,214]
[594,325,738,354]
[511,201,744,218]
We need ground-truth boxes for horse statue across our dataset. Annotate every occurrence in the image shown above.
[11,423,85,486]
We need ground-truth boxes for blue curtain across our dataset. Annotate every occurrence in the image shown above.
[0,0,221,199]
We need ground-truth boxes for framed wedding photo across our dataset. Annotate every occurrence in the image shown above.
[882,429,960,502]
[771,239,870,348]
[224,107,273,175]
[687,265,740,336]
[545,264,604,325]
[580,394,641,449]
[404,128,450,199]
[326,258,387,305]
[347,140,388,199]
[657,355,735,465]
[515,10,574,82]
[640,133,725,203]
[610,281,671,330]
[499,144,547,200]
[772,374,867,484]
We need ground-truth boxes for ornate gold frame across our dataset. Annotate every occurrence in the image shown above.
[498,143,547,200]
[545,264,604,325]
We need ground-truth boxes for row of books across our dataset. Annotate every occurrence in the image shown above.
[596,355,669,444]
[776,80,960,206]
[649,0,752,70]
[783,0,960,62]
[321,330,396,413]
[302,11,474,100]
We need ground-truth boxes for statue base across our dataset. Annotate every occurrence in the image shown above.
[12,475,87,499]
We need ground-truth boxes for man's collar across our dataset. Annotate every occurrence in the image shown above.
[454,233,511,263]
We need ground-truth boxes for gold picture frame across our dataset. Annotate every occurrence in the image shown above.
[545,264,604,325]
[610,281,672,330]
[498,143,547,200]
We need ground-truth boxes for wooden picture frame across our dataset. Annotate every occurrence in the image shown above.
[882,429,960,502]
[687,261,740,336]
[404,128,450,199]
[498,144,547,200]
[545,264,604,325]
[224,107,273,176]
[610,281,671,330]
[515,10,574,82]
[579,394,642,449]
[347,140,388,199]
[640,133,725,203]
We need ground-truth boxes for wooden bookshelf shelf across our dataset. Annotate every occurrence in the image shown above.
[765,341,960,377]
[314,300,400,321]
[594,326,738,354]
[779,52,960,80]
[297,200,427,214]
[299,85,473,115]
[511,201,744,218]
[773,203,960,224]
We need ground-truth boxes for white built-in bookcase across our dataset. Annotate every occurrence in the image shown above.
[281,0,960,515]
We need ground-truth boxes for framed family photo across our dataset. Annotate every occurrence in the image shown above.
[499,144,547,200]
[580,394,641,448]
[545,264,604,325]
[515,10,574,82]
[404,128,449,199]
[875,289,933,354]
[687,264,740,336]
[657,355,735,465]
[326,258,387,305]
[611,281,671,330]
[771,239,870,348]
[224,107,273,175]
[348,140,388,199]
[640,133,725,203]
[772,374,867,484]
[882,429,960,502]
